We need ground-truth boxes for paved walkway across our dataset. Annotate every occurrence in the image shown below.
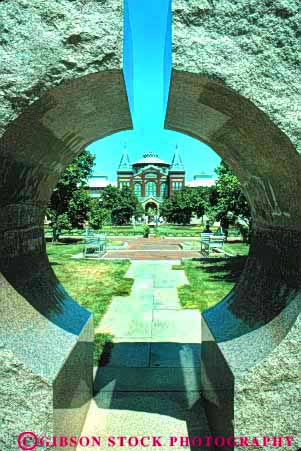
[104,238,200,260]
[79,261,212,451]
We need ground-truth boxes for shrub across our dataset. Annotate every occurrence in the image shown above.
[143,224,150,238]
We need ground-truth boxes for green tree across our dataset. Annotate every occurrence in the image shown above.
[161,187,194,225]
[112,186,142,225]
[161,186,212,225]
[88,199,111,230]
[98,184,120,211]
[47,149,95,241]
[68,189,92,228]
[98,185,142,226]
[190,186,211,219]
[210,161,251,241]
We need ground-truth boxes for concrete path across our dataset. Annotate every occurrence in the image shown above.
[79,261,212,451]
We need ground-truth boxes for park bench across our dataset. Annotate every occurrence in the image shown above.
[83,230,107,258]
[200,233,225,257]
[200,233,212,253]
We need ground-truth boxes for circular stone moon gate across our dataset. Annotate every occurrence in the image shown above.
[0,1,300,450]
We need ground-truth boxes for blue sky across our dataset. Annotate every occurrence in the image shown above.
[87,0,220,181]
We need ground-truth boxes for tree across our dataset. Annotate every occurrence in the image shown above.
[98,185,142,225]
[68,189,92,228]
[88,199,111,230]
[210,161,251,241]
[98,184,120,211]
[161,187,194,225]
[111,186,142,225]
[190,186,211,219]
[47,149,95,241]
[160,186,212,225]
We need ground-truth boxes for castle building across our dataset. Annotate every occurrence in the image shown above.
[117,147,185,211]
[86,148,216,204]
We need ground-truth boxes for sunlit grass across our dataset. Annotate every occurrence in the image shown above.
[224,242,249,256]
[177,254,247,312]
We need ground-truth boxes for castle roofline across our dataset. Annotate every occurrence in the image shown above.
[170,145,185,171]
[132,151,169,166]
[132,157,169,166]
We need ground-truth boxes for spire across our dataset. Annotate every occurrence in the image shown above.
[118,144,132,171]
[170,145,184,171]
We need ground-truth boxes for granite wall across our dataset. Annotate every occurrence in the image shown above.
[0,1,132,450]
[165,1,301,450]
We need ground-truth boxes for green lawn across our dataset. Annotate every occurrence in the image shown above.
[177,253,248,312]
[47,243,133,363]
[224,242,249,256]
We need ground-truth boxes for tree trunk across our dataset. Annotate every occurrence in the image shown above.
[52,222,60,243]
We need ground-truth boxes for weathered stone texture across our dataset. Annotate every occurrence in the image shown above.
[172,0,301,151]
[0,1,131,448]
[167,2,301,449]
[0,346,53,451]
[0,0,123,136]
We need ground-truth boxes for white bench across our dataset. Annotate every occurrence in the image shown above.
[200,233,225,257]
[200,233,213,253]
[83,232,107,258]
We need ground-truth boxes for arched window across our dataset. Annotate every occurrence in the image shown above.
[160,183,168,198]
[146,181,157,197]
[134,183,142,197]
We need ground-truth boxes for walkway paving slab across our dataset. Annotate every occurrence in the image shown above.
[151,309,202,342]
[100,298,152,317]
[153,288,181,309]
[99,342,151,368]
[94,367,202,392]
[154,271,188,288]
[127,262,163,273]
[150,343,201,368]
[108,294,153,310]
[96,312,152,338]
[131,278,154,291]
